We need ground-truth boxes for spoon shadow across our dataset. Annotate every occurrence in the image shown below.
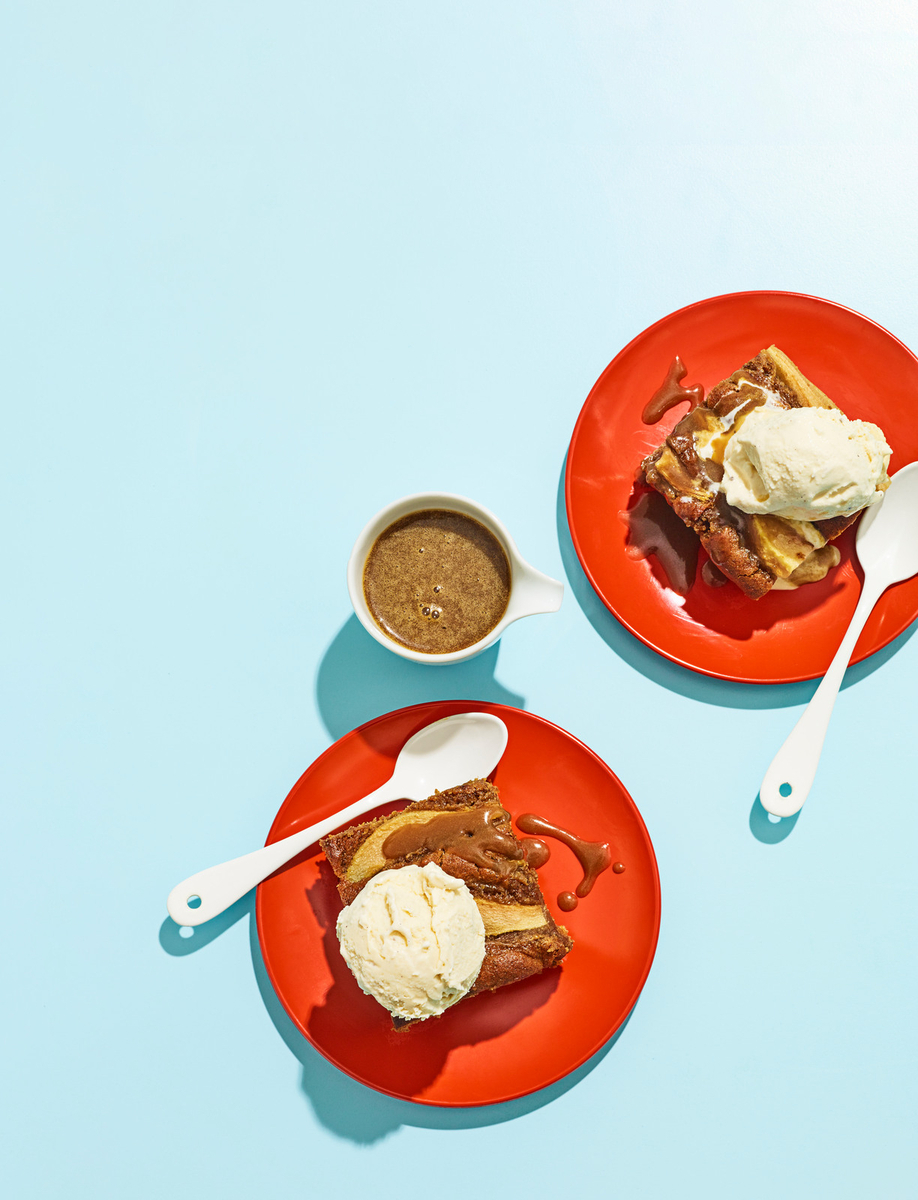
[749,795,800,844]
[159,894,252,956]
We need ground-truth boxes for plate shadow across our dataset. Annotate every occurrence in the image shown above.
[248,909,627,1142]
[557,451,916,709]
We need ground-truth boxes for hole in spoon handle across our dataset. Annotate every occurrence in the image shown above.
[760,712,825,817]
[167,878,219,926]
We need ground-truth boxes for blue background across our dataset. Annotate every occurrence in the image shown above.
[3,2,917,1197]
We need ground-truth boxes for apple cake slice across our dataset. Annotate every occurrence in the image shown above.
[320,778,572,1023]
[640,346,888,598]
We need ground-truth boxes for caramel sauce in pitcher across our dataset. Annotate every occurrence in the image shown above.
[364,510,510,653]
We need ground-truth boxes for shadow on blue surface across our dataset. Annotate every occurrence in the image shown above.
[159,893,254,956]
[315,614,525,740]
[556,452,916,709]
[158,879,619,1138]
[748,794,800,844]
[248,912,623,1140]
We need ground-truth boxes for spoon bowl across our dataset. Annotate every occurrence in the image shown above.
[167,711,509,926]
[761,462,918,818]
[380,710,509,798]
[854,462,918,581]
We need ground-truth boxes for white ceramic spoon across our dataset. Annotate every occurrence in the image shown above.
[167,711,509,926]
[761,462,918,818]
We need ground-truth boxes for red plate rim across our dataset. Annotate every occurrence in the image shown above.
[255,701,662,1107]
[565,289,918,684]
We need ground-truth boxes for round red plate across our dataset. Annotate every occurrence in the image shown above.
[256,701,661,1107]
[566,291,918,683]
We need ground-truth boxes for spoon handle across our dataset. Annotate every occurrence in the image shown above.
[166,778,402,927]
[760,575,886,818]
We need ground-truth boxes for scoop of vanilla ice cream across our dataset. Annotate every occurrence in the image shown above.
[721,406,891,521]
[336,862,485,1022]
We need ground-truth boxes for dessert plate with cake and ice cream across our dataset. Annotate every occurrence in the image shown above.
[255,701,660,1106]
[566,291,918,683]
[640,345,891,598]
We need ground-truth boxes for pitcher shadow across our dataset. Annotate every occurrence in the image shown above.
[557,453,916,710]
[315,615,525,741]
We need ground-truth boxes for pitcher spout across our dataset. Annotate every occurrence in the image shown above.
[507,560,564,620]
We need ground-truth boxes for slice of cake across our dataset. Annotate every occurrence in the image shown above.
[320,778,573,1025]
[640,346,890,598]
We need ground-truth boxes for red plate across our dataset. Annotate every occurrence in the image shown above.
[256,701,660,1107]
[566,291,918,683]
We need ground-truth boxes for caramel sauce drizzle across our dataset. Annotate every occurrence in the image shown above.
[379,804,620,913]
[642,356,705,424]
[380,806,524,873]
[622,489,700,596]
[516,813,614,912]
[626,355,725,595]
[521,838,551,868]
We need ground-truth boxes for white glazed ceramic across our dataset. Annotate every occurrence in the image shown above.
[760,461,918,817]
[167,712,509,926]
[347,491,564,664]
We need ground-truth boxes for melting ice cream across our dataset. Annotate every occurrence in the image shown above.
[721,406,891,521]
[335,862,485,1021]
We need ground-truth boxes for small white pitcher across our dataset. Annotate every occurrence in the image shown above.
[347,491,564,665]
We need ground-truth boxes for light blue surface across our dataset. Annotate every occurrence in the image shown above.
[3,2,917,1197]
